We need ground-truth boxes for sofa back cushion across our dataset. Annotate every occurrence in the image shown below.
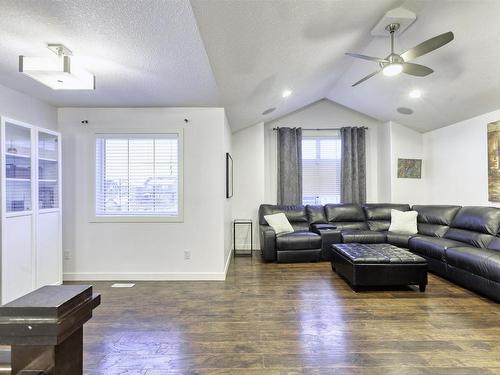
[444,206,500,248]
[363,204,410,231]
[488,237,500,251]
[306,205,327,224]
[325,204,365,222]
[259,204,309,231]
[324,204,368,230]
[412,205,461,237]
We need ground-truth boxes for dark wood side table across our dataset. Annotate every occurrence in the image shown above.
[233,219,253,257]
[0,285,101,375]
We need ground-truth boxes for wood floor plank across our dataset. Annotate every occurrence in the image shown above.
[69,252,499,373]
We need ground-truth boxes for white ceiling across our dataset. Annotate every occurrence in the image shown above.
[190,0,399,131]
[0,1,500,132]
[328,0,500,132]
[0,0,219,107]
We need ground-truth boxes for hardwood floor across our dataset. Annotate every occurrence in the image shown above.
[78,252,500,374]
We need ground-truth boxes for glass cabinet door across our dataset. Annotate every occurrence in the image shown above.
[38,131,59,210]
[5,122,32,213]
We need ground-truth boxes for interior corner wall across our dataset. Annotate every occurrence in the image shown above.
[377,122,391,202]
[223,113,233,269]
[0,83,57,130]
[232,122,265,250]
[264,99,383,204]
[388,121,426,205]
[59,107,229,280]
[423,108,500,207]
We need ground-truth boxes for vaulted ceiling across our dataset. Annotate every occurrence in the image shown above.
[0,0,499,133]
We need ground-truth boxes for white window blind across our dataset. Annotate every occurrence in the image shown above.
[95,134,180,218]
[302,135,341,205]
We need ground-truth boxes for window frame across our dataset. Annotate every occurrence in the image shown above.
[90,129,184,223]
[301,131,341,205]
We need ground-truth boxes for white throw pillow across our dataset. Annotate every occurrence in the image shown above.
[264,213,294,237]
[389,209,418,234]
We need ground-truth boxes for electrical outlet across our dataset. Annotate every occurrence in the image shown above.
[184,250,191,260]
[63,250,71,261]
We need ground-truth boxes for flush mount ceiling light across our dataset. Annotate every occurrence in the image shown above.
[409,89,422,98]
[282,89,292,98]
[19,44,95,90]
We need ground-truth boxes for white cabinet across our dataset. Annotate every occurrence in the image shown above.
[1,117,62,304]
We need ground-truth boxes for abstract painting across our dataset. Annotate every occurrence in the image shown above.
[397,158,422,179]
[488,121,500,201]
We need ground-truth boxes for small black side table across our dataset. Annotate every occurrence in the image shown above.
[233,219,253,257]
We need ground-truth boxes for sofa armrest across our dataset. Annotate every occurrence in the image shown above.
[310,223,337,233]
[313,227,342,260]
[260,225,277,262]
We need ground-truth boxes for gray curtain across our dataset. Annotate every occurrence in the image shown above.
[277,127,302,205]
[340,127,366,204]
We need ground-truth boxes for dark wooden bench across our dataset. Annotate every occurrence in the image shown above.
[0,285,100,375]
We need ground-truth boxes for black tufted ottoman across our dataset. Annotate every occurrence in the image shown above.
[331,243,428,292]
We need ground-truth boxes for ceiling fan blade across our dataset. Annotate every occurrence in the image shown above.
[403,63,434,76]
[401,31,454,62]
[346,53,388,63]
[352,70,380,87]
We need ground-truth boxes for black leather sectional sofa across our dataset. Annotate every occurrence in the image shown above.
[259,203,500,302]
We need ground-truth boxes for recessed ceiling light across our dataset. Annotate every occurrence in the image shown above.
[282,89,292,98]
[397,107,414,115]
[409,89,422,99]
[262,107,276,115]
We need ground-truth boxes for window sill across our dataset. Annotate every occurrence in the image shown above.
[90,215,183,223]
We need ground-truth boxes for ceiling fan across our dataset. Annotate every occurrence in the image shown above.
[346,23,454,87]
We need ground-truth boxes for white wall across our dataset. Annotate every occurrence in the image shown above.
[59,107,230,280]
[264,99,383,203]
[389,121,426,205]
[423,108,500,207]
[232,123,265,249]
[0,83,57,130]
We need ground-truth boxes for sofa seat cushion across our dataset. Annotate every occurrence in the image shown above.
[445,247,500,283]
[409,236,466,260]
[341,230,387,244]
[276,231,321,251]
[386,232,413,248]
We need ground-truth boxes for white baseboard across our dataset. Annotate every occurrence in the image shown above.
[64,251,243,282]
[63,271,227,281]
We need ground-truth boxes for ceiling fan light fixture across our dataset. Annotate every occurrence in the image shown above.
[382,63,403,77]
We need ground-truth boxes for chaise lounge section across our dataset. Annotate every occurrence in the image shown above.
[259,203,500,302]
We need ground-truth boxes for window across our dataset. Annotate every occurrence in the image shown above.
[302,134,341,205]
[95,132,182,221]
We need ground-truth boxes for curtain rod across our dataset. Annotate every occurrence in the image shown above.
[272,126,368,131]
